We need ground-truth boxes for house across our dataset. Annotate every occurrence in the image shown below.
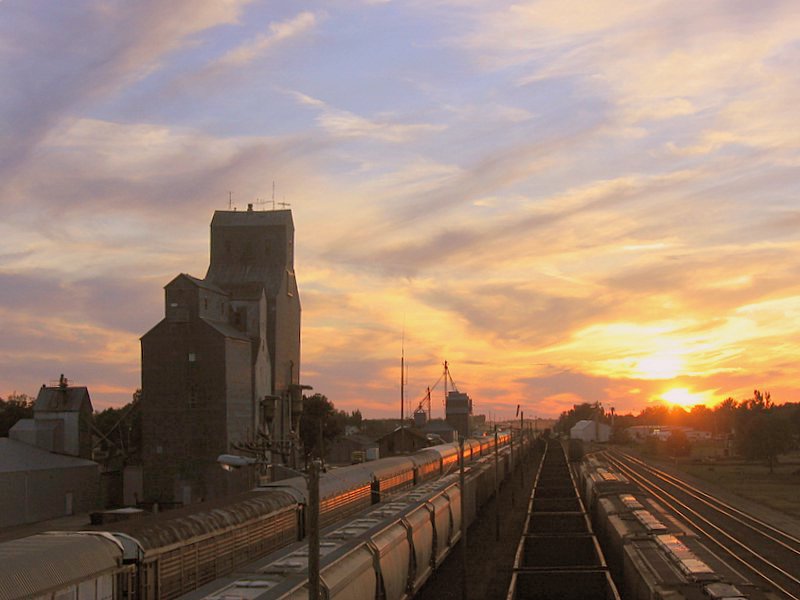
[377,427,430,456]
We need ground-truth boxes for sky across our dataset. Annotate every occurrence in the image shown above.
[1,1,800,419]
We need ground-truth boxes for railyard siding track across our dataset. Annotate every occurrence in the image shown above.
[506,441,620,600]
[605,449,800,600]
[414,446,542,600]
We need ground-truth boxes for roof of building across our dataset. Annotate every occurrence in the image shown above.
[211,208,294,228]
[33,384,91,413]
[377,426,429,443]
[338,433,377,447]
[570,419,611,433]
[0,438,98,473]
[172,273,229,295]
[202,318,252,341]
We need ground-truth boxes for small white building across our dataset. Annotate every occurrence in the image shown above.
[570,419,611,443]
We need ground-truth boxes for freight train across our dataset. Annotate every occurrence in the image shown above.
[184,433,527,600]
[578,453,780,600]
[0,433,516,600]
[508,442,781,600]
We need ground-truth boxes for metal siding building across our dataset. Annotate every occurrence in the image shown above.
[0,438,99,528]
[569,419,612,443]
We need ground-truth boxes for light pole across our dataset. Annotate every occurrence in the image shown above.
[459,438,467,600]
[308,459,321,600]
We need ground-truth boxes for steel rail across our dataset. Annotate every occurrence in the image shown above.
[612,449,800,556]
[604,452,800,600]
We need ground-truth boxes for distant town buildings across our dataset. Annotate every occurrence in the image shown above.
[141,207,301,505]
[625,425,713,443]
[378,426,430,456]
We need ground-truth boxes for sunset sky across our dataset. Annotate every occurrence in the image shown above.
[2,1,800,419]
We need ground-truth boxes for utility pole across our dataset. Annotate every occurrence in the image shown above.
[510,418,515,508]
[494,426,500,541]
[318,421,324,468]
[459,438,468,600]
[443,360,448,410]
[520,410,525,487]
[400,341,405,454]
[308,460,321,600]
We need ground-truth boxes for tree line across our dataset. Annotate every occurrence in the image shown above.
[555,391,800,471]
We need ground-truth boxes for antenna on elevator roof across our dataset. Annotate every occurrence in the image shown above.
[228,191,232,210]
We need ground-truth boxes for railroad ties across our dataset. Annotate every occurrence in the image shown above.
[507,441,620,600]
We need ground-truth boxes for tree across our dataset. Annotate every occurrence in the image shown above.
[736,412,793,473]
[688,404,715,434]
[92,390,142,464]
[300,394,344,464]
[713,397,738,437]
[665,429,692,457]
[730,391,795,473]
[667,405,690,427]
[0,392,34,437]
[636,404,670,425]
[555,402,608,435]
[347,409,363,430]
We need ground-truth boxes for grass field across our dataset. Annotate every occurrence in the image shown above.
[676,450,800,519]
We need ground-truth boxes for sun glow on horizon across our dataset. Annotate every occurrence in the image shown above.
[661,388,708,408]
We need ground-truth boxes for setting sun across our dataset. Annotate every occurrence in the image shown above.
[661,388,706,408]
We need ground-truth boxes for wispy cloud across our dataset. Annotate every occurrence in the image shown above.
[289,91,447,142]
[2,1,800,418]
[211,11,319,68]
[0,0,251,177]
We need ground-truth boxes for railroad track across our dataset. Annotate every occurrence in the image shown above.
[603,449,800,600]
